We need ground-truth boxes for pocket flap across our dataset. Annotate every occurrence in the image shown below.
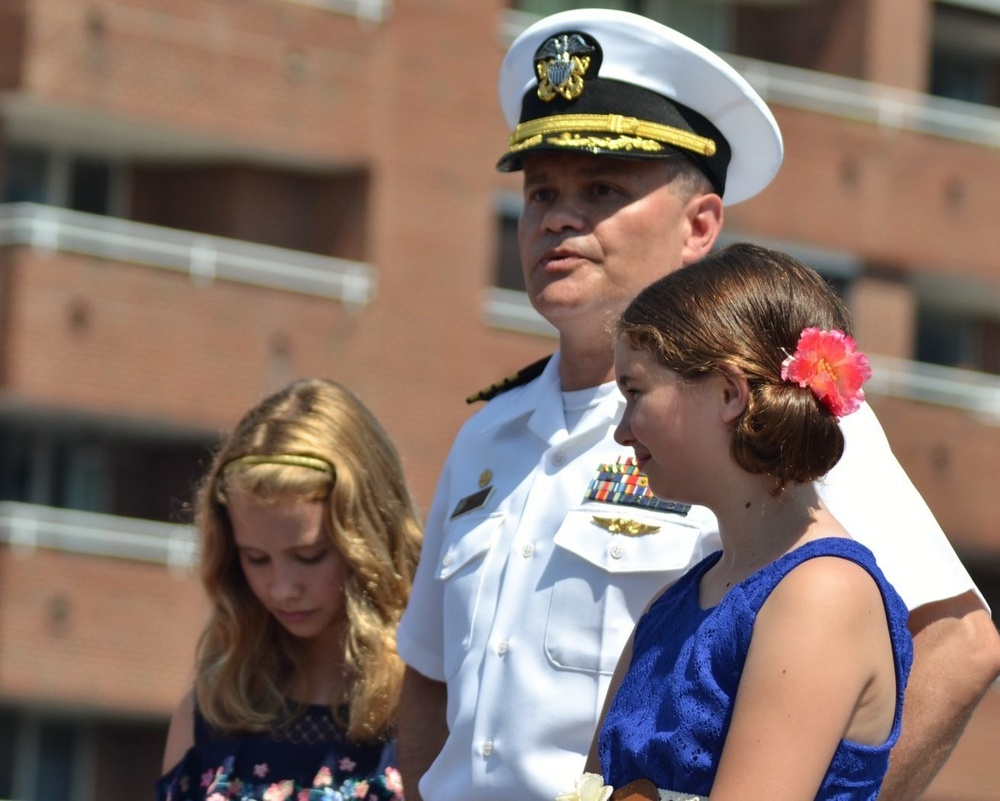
[553,507,705,574]
[437,512,504,580]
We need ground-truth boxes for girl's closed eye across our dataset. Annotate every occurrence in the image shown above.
[296,548,330,565]
[240,550,269,567]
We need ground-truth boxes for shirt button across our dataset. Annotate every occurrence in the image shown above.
[551,452,566,466]
[482,740,494,756]
[497,639,509,655]
[521,544,535,558]
[442,552,454,567]
[610,543,625,559]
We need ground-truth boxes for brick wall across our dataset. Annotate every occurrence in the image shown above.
[0,545,204,715]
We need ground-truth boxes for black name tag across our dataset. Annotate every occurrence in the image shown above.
[450,486,493,518]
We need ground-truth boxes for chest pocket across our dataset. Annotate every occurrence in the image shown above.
[437,511,504,679]
[544,507,708,675]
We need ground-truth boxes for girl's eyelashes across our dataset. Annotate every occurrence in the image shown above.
[237,548,329,565]
[296,549,329,565]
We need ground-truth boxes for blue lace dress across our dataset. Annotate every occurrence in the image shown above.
[599,538,913,801]
[155,702,403,801]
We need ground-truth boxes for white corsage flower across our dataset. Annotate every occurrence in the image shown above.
[556,772,614,801]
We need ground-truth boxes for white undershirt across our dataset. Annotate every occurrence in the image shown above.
[562,381,619,434]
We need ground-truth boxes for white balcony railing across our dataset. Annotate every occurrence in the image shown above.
[868,355,1000,422]
[484,289,1000,424]
[728,55,1000,150]
[0,501,197,569]
[0,203,375,306]
[282,0,392,23]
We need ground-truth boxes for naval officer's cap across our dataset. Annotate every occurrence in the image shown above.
[497,8,783,205]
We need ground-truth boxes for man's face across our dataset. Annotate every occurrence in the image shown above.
[518,151,704,334]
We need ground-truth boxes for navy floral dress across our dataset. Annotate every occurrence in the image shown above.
[155,702,404,801]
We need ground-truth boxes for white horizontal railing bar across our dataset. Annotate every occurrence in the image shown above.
[0,203,375,305]
[868,355,1000,422]
[729,55,1000,149]
[280,0,392,23]
[501,11,1000,150]
[937,0,1000,14]
[483,286,557,338]
[0,501,197,568]
[482,290,1000,423]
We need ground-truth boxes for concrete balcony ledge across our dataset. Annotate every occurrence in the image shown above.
[728,55,1000,150]
[282,0,392,23]
[0,202,375,306]
[484,289,1000,423]
[868,355,1000,423]
[0,501,196,570]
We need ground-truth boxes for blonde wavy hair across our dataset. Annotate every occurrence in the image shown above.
[193,378,423,743]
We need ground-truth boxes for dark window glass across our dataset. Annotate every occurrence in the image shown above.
[2,146,49,204]
[0,420,208,522]
[916,312,978,370]
[70,158,113,215]
[36,722,76,801]
[931,5,1000,107]
[495,210,525,292]
[0,709,17,797]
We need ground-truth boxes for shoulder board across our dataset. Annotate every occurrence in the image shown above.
[466,355,553,404]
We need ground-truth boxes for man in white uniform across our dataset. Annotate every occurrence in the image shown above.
[396,10,1000,801]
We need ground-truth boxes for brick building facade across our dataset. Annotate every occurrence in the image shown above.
[0,0,997,797]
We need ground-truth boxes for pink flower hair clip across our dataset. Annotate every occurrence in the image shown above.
[780,328,873,419]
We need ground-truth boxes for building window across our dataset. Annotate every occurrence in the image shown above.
[1,145,127,216]
[0,708,166,800]
[494,194,524,292]
[2,146,49,204]
[931,4,1000,106]
[916,312,1000,375]
[0,419,207,522]
[35,722,78,801]
[511,0,732,50]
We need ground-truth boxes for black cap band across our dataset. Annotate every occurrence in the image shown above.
[498,77,732,195]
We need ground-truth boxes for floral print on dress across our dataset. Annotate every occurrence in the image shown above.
[160,748,404,801]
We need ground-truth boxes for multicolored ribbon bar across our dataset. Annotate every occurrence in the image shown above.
[583,457,690,515]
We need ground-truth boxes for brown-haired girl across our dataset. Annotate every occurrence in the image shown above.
[579,243,912,801]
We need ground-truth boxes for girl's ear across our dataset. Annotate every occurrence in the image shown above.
[717,364,750,424]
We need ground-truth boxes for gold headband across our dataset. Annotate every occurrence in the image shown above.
[507,113,717,158]
[222,453,334,475]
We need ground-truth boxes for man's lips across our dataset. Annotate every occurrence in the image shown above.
[537,249,590,271]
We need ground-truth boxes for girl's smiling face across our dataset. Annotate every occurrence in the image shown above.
[228,494,348,645]
[613,340,733,506]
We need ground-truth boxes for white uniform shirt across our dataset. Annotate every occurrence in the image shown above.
[397,353,980,801]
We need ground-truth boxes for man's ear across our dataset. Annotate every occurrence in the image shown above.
[681,192,723,264]
[717,364,749,424]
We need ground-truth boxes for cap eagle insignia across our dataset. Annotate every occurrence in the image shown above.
[534,33,594,102]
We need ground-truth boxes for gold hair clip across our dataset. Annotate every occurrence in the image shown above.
[222,453,334,475]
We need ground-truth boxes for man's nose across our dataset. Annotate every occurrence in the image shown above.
[541,196,587,233]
